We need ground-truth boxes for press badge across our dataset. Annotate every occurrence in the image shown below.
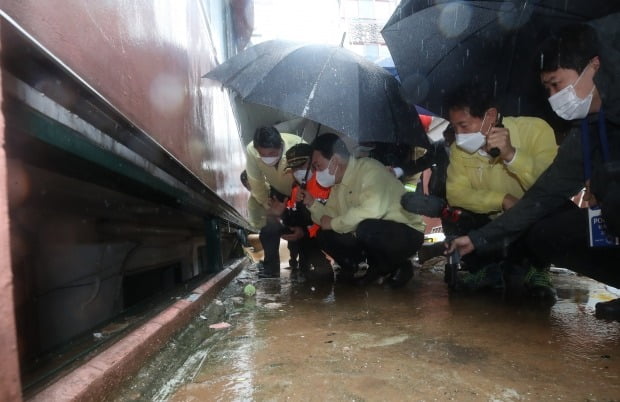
[588,206,620,247]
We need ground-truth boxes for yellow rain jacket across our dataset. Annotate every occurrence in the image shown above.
[446,116,557,215]
[245,132,304,211]
[309,156,425,234]
[246,194,267,230]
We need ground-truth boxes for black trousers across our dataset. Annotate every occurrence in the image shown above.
[296,236,333,280]
[259,218,285,274]
[316,219,423,280]
[288,239,300,263]
[259,218,332,277]
[525,204,620,289]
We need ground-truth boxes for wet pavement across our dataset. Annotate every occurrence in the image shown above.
[109,244,620,402]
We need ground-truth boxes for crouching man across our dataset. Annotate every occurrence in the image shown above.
[300,133,425,288]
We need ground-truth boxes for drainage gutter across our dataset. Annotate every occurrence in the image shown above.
[28,258,249,402]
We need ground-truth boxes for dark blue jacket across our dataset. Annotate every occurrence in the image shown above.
[470,13,620,252]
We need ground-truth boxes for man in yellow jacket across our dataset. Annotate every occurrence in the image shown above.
[245,126,304,278]
[300,133,425,288]
[444,84,557,294]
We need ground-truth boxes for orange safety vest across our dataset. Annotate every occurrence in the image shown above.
[286,174,331,238]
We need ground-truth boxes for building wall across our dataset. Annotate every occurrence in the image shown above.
[1,0,249,215]
[342,0,398,61]
[0,26,23,401]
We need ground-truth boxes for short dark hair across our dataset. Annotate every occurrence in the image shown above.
[539,23,599,74]
[442,124,455,146]
[311,133,350,160]
[253,126,283,149]
[443,83,497,119]
[240,170,249,190]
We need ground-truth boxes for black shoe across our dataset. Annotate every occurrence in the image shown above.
[258,263,280,279]
[387,262,414,289]
[595,298,620,320]
[287,259,299,270]
[354,268,381,286]
[258,270,280,279]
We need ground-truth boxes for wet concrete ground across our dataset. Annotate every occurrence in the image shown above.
[110,243,620,402]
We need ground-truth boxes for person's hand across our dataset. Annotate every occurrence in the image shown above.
[319,215,332,230]
[502,194,519,211]
[445,236,475,256]
[486,126,515,162]
[282,226,305,241]
[267,195,287,216]
[583,180,598,206]
[299,189,315,207]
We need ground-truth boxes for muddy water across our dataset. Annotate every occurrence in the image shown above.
[114,247,620,401]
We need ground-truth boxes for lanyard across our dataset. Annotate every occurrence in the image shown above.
[581,109,609,181]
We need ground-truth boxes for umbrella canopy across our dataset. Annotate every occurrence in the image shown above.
[204,39,428,147]
[374,56,401,81]
[382,0,620,116]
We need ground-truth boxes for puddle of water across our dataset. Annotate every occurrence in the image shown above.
[112,250,620,402]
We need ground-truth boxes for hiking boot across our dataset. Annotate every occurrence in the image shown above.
[595,298,620,320]
[524,267,556,302]
[387,261,414,289]
[456,264,503,291]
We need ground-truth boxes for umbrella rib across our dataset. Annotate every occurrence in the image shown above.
[301,48,337,117]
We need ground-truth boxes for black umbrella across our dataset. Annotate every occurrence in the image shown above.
[204,39,428,147]
[382,0,620,116]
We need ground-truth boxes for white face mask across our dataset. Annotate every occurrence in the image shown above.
[455,132,487,153]
[316,158,337,187]
[260,153,281,166]
[293,169,312,184]
[548,67,594,120]
[455,113,487,153]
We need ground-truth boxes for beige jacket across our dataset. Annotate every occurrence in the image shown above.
[245,132,304,211]
[309,157,425,234]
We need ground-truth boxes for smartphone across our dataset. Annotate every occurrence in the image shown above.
[488,114,503,158]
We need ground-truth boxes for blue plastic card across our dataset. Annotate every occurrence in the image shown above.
[588,206,620,247]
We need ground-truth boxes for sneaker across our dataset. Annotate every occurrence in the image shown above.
[523,267,556,302]
[456,264,504,291]
[595,298,620,320]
